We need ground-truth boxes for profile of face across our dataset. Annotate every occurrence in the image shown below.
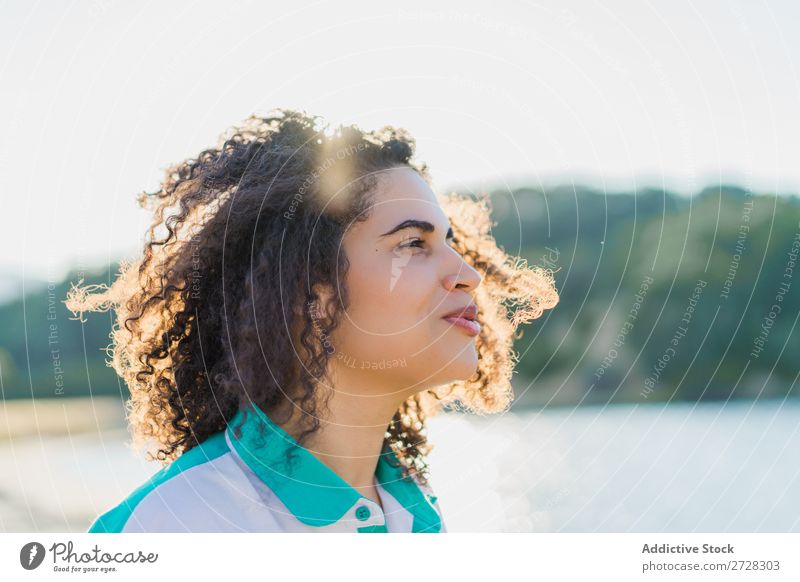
[321,166,483,399]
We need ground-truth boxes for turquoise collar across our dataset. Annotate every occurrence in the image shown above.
[226,402,441,532]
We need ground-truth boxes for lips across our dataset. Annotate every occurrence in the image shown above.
[441,303,478,321]
[441,303,480,337]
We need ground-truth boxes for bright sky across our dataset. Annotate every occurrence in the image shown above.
[2,0,799,283]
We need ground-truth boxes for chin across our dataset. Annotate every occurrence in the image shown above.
[441,352,480,383]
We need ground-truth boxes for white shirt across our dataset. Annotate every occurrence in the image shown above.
[88,402,446,533]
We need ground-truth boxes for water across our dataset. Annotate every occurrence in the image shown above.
[2,399,798,532]
[427,399,800,532]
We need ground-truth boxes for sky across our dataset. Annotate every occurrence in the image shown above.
[1,0,799,284]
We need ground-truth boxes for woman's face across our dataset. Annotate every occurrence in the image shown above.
[327,166,483,397]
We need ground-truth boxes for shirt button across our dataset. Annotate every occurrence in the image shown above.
[355,505,371,521]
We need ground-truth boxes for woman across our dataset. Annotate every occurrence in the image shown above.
[67,109,559,533]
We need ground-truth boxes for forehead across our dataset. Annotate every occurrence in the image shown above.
[362,167,448,228]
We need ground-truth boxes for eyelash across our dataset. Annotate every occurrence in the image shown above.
[399,237,458,251]
[400,238,426,250]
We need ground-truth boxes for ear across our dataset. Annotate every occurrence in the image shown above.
[311,282,336,323]
[293,282,336,321]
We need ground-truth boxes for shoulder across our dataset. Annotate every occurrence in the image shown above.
[88,430,246,533]
[409,471,439,505]
[409,473,448,533]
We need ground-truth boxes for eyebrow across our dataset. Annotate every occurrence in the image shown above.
[378,219,454,240]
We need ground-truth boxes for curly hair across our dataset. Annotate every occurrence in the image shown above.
[64,108,559,485]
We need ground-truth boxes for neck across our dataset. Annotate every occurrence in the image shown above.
[278,366,412,506]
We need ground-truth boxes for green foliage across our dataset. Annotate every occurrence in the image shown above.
[0,264,124,400]
[490,184,800,406]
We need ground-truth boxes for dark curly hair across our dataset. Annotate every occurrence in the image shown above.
[64,108,559,485]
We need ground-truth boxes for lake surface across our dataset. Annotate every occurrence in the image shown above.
[2,399,798,532]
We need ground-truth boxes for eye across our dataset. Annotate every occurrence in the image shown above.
[398,237,426,251]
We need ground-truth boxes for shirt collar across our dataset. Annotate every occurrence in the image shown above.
[226,402,442,532]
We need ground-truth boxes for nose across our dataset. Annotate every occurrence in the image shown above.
[443,255,482,293]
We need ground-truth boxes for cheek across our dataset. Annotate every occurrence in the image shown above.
[333,261,478,382]
[348,259,434,333]
[332,265,441,366]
